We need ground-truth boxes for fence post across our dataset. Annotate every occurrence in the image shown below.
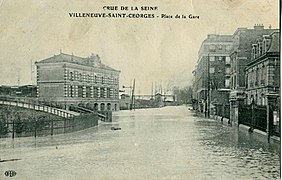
[34,119,37,138]
[251,101,255,129]
[50,114,53,136]
[72,116,75,132]
[12,119,15,139]
[222,104,225,120]
[63,118,66,133]
[266,94,278,142]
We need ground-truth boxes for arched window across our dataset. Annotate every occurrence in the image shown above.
[94,75,97,83]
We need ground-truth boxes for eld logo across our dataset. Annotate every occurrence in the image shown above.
[4,170,16,177]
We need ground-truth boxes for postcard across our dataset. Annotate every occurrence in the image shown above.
[0,0,280,179]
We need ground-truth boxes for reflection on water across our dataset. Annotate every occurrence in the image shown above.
[0,106,280,180]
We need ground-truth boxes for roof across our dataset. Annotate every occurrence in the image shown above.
[36,53,119,72]
[246,31,280,67]
[197,34,233,57]
[203,34,233,43]
[267,32,280,53]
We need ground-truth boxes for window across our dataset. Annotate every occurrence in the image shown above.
[70,86,74,97]
[86,86,91,98]
[209,44,216,52]
[100,87,105,98]
[225,68,230,74]
[259,43,263,56]
[74,71,78,80]
[255,68,259,85]
[218,44,222,50]
[225,79,230,88]
[70,72,73,81]
[107,88,111,98]
[78,85,83,98]
[82,73,85,82]
[93,87,98,98]
[101,77,104,84]
[225,57,231,64]
[94,75,97,83]
[261,65,265,85]
[90,74,93,82]
[209,56,215,62]
[247,72,250,88]
[209,67,215,73]
[79,73,82,81]
[87,75,90,83]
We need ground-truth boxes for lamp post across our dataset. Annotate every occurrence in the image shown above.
[207,53,211,118]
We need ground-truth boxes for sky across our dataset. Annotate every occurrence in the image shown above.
[0,0,279,95]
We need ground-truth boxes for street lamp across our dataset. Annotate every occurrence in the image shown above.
[207,53,211,118]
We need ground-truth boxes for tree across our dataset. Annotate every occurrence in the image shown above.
[172,86,193,104]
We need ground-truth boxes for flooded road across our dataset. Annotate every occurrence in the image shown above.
[0,106,280,179]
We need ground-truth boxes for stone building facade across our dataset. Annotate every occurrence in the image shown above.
[246,31,280,105]
[229,25,277,123]
[229,25,277,101]
[193,34,233,114]
[35,52,120,111]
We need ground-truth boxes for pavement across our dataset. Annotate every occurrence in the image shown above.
[192,110,280,144]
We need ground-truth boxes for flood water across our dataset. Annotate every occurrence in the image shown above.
[0,106,280,179]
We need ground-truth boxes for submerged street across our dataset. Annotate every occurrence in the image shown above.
[0,106,280,180]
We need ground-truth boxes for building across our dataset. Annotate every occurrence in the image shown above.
[120,94,131,110]
[229,24,277,123]
[193,34,233,115]
[246,31,280,105]
[35,52,120,111]
[0,85,37,97]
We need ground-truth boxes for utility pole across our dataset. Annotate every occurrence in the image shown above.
[151,82,153,100]
[130,79,135,110]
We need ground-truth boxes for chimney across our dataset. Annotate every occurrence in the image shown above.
[254,24,264,30]
[207,34,217,39]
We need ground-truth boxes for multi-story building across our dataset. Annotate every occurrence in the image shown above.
[194,34,233,114]
[229,24,277,123]
[35,52,120,111]
[246,31,280,105]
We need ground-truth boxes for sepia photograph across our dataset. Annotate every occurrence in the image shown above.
[0,0,280,179]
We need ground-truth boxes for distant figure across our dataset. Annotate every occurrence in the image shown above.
[56,146,58,149]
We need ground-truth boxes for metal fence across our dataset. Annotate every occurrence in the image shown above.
[215,104,230,119]
[239,104,268,132]
[0,106,99,138]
